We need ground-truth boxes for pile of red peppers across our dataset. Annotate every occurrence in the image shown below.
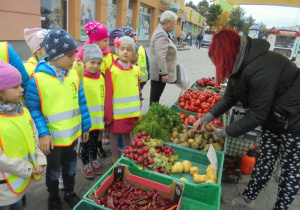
[99,179,176,210]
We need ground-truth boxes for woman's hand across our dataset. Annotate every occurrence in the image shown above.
[210,123,228,138]
[34,165,45,175]
[82,132,89,143]
[162,75,168,83]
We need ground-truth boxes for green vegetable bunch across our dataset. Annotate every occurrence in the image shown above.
[133,103,182,141]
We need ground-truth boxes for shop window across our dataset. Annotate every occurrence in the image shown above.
[126,0,134,26]
[177,17,181,25]
[41,0,67,30]
[138,5,152,40]
[107,0,118,31]
[80,0,96,41]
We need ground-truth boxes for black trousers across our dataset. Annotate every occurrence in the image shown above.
[81,130,100,165]
[46,140,78,195]
[150,79,166,105]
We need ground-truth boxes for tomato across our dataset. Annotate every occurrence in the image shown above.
[190,106,197,112]
[179,97,185,102]
[199,94,206,102]
[200,102,208,110]
[187,115,194,119]
[199,80,205,87]
[188,118,196,126]
[183,106,190,111]
[178,102,185,108]
[203,109,209,113]
[194,100,200,106]
[202,77,209,83]
[196,113,204,120]
[184,94,191,100]
[197,109,202,113]
[192,94,198,100]
[207,98,212,103]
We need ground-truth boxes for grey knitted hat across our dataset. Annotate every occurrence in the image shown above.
[115,36,136,56]
[82,44,103,63]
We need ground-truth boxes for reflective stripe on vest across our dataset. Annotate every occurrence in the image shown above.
[101,53,114,75]
[83,75,105,130]
[111,64,141,120]
[0,42,9,62]
[138,46,148,83]
[0,108,41,194]
[34,69,82,146]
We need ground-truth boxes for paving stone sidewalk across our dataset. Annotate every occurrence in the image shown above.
[24,46,300,210]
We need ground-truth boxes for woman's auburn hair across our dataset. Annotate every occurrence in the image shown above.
[209,29,240,85]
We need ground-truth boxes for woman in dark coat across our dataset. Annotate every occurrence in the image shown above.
[193,29,300,210]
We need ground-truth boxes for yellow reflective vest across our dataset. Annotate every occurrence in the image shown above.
[138,46,148,83]
[34,69,82,146]
[0,108,41,194]
[101,53,114,75]
[24,56,38,78]
[83,74,105,131]
[112,53,119,61]
[110,64,141,120]
[0,42,9,62]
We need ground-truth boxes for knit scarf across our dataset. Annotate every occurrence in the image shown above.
[102,47,111,56]
[0,101,23,116]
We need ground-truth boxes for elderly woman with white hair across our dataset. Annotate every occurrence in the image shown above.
[149,10,178,104]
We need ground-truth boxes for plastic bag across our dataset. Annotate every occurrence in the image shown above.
[173,64,190,90]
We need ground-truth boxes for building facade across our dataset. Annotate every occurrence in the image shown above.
[0,0,171,59]
[182,6,206,42]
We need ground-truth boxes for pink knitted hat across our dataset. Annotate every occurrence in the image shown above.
[84,21,110,43]
[0,61,22,91]
[24,28,49,53]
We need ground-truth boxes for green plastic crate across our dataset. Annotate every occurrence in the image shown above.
[83,158,184,209]
[122,142,224,186]
[82,158,221,210]
[168,104,229,153]
[118,157,222,210]
[73,200,103,210]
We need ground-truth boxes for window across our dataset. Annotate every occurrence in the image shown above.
[138,5,152,40]
[126,0,134,26]
[41,0,67,30]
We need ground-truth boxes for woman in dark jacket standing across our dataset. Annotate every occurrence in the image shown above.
[193,29,300,209]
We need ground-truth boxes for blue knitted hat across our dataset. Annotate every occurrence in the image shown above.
[109,29,125,45]
[43,29,77,60]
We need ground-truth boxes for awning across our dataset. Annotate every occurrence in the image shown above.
[225,0,300,7]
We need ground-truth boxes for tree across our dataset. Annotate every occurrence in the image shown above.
[258,21,267,38]
[229,6,246,33]
[206,4,223,30]
[213,11,232,31]
[197,0,210,17]
[242,15,256,35]
[185,1,198,12]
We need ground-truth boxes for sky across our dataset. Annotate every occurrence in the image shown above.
[189,0,300,28]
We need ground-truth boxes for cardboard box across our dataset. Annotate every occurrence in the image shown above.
[88,163,185,210]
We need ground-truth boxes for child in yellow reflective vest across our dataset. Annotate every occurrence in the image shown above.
[0,61,46,209]
[24,29,91,209]
[105,36,142,163]
[23,28,49,77]
[81,44,105,179]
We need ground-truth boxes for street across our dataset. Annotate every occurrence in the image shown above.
[24,46,300,210]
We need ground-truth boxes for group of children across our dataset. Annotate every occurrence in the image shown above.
[0,21,149,210]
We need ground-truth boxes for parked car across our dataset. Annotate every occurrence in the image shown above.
[201,34,213,47]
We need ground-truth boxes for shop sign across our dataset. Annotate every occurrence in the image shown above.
[169,3,179,13]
